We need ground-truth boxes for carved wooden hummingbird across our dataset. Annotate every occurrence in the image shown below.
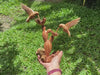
[21,4,39,22]
[56,18,80,36]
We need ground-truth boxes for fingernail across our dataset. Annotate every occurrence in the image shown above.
[60,51,63,54]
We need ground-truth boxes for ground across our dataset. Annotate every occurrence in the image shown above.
[0,15,14,32]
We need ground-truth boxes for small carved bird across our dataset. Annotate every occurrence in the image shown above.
[21,4,39,22]
[57,18,80,36]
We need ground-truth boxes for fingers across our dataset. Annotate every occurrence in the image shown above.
[38,55,44,65]
[38,51,63,65]
[38,55,49,68]
[58,51,63,56]
[57,51,63,62]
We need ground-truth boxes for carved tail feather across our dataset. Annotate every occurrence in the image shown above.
[26,16,30,22]
[65,29,71,37]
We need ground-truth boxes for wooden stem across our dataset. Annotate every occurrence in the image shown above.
[38,15,40,19]
[56,27,59,32]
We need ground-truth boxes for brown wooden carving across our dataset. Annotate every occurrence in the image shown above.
[56,18,80,36]
[35,18,46,26]
[42,25,58,56]
[21,4,39,22]
[22,4,80,63]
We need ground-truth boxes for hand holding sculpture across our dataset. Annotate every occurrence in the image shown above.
[36,48,60,63]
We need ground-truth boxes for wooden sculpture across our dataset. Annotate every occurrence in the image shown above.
[56,18,80,36]
[35,18,59,62]
[22,4,80,63]
[21,4,39,22]
[35,17,46,26]
[42,25,58,56]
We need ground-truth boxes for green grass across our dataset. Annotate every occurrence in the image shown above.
[0,0,100,75]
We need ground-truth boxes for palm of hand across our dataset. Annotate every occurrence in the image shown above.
[38,51,63,69]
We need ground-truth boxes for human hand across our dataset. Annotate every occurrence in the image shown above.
[38,51,63,72]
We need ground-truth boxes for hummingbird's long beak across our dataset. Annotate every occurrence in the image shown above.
[26,16,30,22]
[56,27,60,32]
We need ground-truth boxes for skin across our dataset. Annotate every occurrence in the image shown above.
[38,51,63,75]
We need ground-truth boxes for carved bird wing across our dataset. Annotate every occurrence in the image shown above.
[21,4,34,15]
[65,18,80,29]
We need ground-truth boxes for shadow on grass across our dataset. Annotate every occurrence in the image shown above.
[0,41,22,75]
[71,57,99,75]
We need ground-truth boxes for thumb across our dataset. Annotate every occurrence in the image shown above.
[57,51,63,62]
[58,51,63,57]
